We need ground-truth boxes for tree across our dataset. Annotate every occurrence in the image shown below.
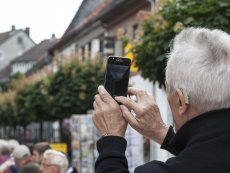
[49,59,104,119]
[134,0,230,86]
[48,58,104,140]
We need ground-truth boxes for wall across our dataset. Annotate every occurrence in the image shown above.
[107,5,150,56]
[60,24,104,60]
[150,82,174,161]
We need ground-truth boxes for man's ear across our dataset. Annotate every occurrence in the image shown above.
[175,88,188,116]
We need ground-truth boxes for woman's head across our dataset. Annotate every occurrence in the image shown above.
[33,142,51,164]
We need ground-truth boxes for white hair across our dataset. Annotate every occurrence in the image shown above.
[8,139,19,152]
[43,149,68,173]
[166,27,230,113]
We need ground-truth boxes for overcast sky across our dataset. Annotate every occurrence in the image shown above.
[0,0,83,43]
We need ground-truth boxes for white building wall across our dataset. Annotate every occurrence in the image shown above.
[60,43,75,58]
[84,44,89,59]
[60,24,104,60]
[91,39,100,59]
[129,75,173,162]
[0,31,35,71]
[150,82,174,162]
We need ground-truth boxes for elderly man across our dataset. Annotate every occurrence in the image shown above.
[93,27,230,173]
[41,149,68,173]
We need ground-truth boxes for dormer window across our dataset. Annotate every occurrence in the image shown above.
[0,50,5,61]
[18,36,23,44]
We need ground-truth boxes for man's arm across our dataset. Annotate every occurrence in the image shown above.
[95,136,129,173]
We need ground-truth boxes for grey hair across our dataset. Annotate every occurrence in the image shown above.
[43,149,69,173]
[166,27,230,114]
[8,139,19,152]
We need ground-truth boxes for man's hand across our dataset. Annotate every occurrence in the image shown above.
[115,87,168,144]
[93,85,128,137]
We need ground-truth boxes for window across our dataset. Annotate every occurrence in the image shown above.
[0,50,5,61]
[88,42,91,53]
[17,36,23,44]
[132,24,138,39]
[81,46,85,61]
[99,39,104,53]
[75,44,79,55]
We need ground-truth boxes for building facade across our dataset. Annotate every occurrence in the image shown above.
[11,37,57,76]
[0,26,35,83]
[0,26,35,72]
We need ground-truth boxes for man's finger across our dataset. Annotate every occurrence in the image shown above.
[120,105,138,128]
[116,96,139,113]
[127,87,141,96]
[128,87,152,102]
[95,94,104,106]
[98,85,114,103]
[93,101,99,110]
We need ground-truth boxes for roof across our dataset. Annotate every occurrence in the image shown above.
[0,29,35,47]
[13,39,57,63]
[63,0,104,37]
[99,0,149,26]
[0,30,19,46]
[50,0,113,52]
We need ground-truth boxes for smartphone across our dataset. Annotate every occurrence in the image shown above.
[104,56,131,98]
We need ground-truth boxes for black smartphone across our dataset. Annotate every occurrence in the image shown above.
[104,56,131,98]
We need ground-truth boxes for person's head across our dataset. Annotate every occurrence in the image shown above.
[166,27,230,131]
[0,140,10,156]
[8,139,19,153]
[12,145,31,168]
[41,149,68,173]
[33,142,51,164]
[19,164,40,173]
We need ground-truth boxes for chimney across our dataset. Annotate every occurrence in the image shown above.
[25,27,30,36]
[11,25,15,31]
[50,34,56,42]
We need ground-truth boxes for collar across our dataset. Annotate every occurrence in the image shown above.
[170,108,230,153]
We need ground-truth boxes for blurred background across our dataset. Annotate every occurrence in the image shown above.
[0,0,229,172]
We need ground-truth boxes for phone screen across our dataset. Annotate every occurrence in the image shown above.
[104,57,131,98]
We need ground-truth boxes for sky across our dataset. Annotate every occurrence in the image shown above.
[0,0,84,44]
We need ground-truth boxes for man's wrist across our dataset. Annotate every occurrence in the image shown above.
[97,136,127,153]
[152,125,169,144]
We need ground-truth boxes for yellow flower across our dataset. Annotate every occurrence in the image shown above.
[117,28,126,39]
[79,92,86,100]
[154,22,161,32]
[186,17,194,24]
[173,22,184,32]
[137,11,153,21]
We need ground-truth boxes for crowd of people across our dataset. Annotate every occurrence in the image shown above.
[0,140,77,173]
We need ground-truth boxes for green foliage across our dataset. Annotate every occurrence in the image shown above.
[48,59,104,120]
[134,0,230,86]
[0,103,17,126]
[15,80,52,126]
[0,58,105,126]
[10,72,24,81]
